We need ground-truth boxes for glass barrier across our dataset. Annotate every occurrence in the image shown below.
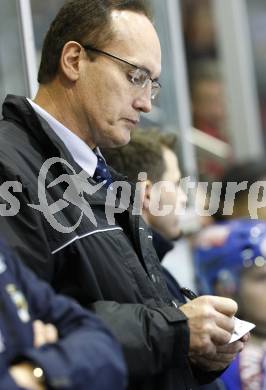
[181,0,231,180]
[247,0,266,147]
[31,0,65,68]
[0,0,27,110]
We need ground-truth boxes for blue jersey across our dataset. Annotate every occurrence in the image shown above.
[0,241,127,389]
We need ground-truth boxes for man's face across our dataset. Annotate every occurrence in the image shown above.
[149,147,187,240]
[77,10,161,148]
[238,264,266,335]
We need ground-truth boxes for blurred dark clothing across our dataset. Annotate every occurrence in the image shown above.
[152,230,186,304]
[0,240,127,390]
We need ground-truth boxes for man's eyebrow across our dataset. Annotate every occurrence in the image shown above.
[145,69,160,82]
[134,64,160,82]
[132,63,149,74]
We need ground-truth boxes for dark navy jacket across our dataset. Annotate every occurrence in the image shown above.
[0,241,127,390]
[152,230,186,303]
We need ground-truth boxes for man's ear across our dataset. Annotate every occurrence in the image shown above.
[59,41,83,82]
[143,180,153,210]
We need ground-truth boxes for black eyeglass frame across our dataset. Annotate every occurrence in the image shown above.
[81,44,161,100]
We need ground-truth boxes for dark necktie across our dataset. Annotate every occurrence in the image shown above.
[93,151,112,188]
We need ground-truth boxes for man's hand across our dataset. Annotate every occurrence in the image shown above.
[9,362,45,390]
[9,321,58,389]
[179,295,237,355]
[190,339,246,371]
[33,320,58,348]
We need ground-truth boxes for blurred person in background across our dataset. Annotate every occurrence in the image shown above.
[189,61,227,142]
[181,0,227,181]
[104,127,218,293]
[214,159,266,221]
[104,128,187,302]
[189,158,266,285]
[189,60,230,180]
[182,0,217,60]
[195,219,266,390]
[103,128,217,295]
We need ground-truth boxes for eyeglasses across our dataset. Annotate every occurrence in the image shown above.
[82,44,161,100]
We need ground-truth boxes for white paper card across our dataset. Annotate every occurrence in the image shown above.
[229,316,255,344]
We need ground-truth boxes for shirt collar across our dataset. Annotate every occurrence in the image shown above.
[27,98,100,177]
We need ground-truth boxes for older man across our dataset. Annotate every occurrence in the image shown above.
[0,1,245,389]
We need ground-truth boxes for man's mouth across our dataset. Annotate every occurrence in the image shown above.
[124,118,139,128]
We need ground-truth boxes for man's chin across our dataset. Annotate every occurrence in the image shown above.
[113,128,132,147]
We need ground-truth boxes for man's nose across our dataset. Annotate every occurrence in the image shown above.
[133,83,153,113]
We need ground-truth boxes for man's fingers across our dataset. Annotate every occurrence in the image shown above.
[240,333,250,343]
[208,352,236,363]
[210,296,238,317]
[215,312,235,334]
[33,320,46,348]
[33,320,58,348]
[180,296,238,354]
[210,327,232,346]
[44,323,58,344]
[190,355,231,372]
[217,340,244,354]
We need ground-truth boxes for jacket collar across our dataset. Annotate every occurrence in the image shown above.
[2,95,134,207]
[2,95,71,161]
